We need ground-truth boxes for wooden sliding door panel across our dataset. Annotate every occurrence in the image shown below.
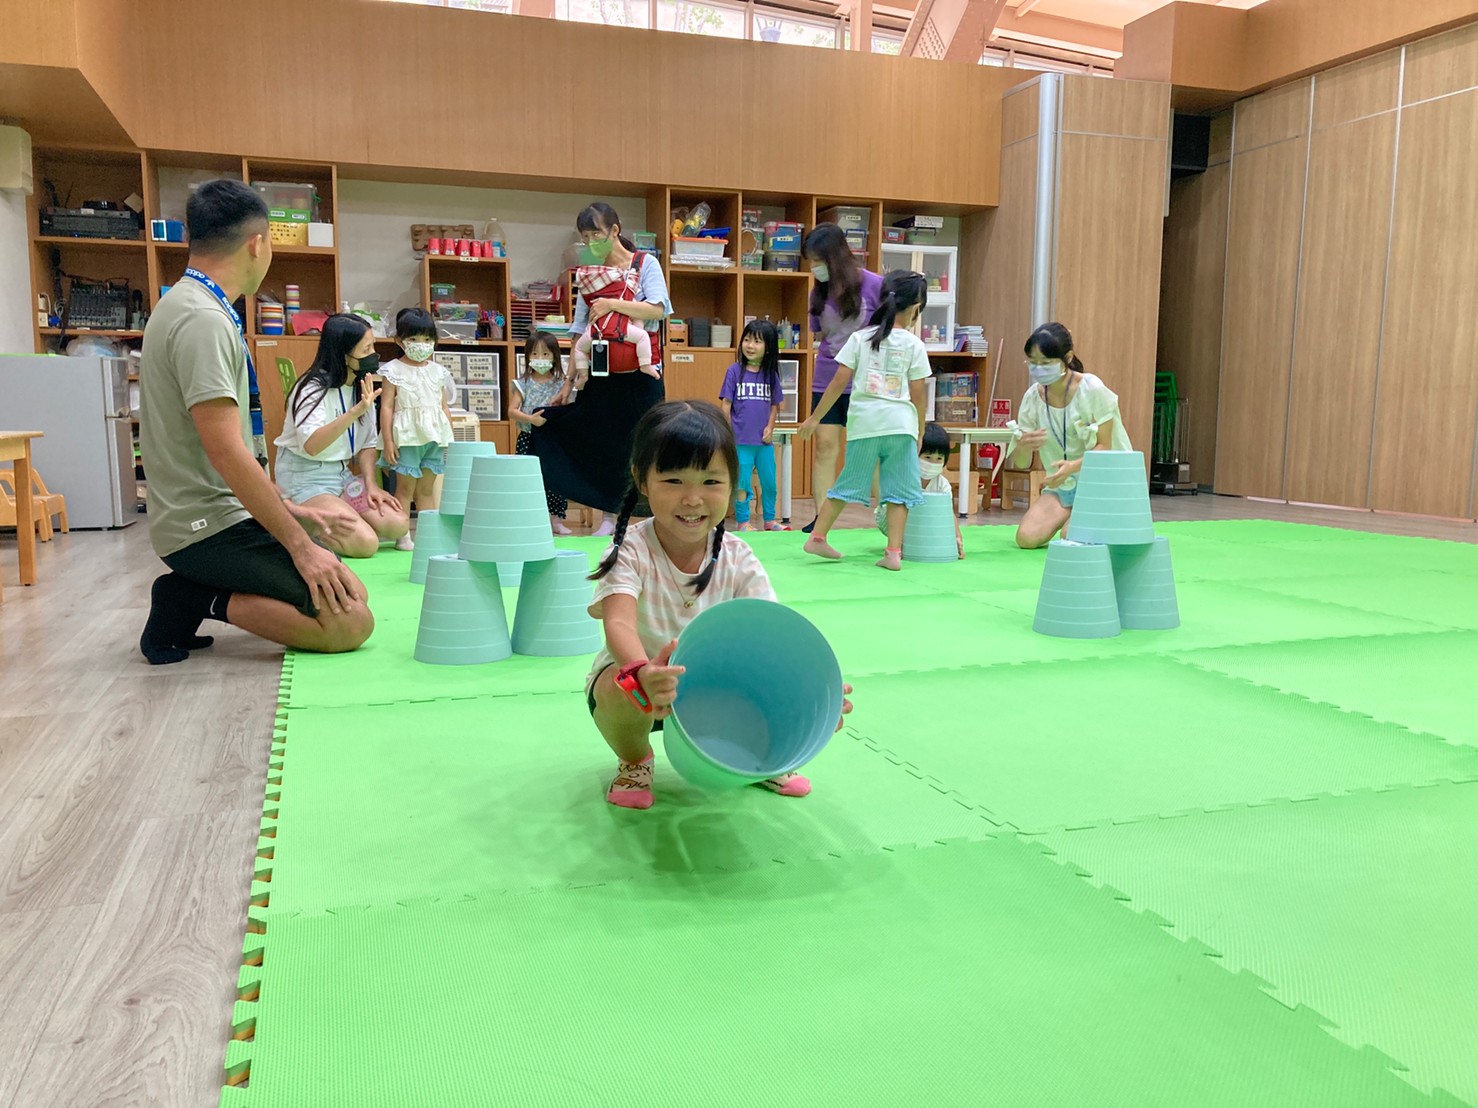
[1284,113,1396,507]
[1215,137,1307,498]
[1370,91,1478,518]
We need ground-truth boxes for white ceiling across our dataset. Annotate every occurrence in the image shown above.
[992,0,1271,61]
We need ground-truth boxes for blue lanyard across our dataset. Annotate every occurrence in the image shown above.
[338,387,356,454]
[184,268,258,393]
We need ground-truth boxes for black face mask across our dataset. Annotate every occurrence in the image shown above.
[353,352,380,377]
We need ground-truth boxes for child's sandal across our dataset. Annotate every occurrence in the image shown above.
[755,772,811,797]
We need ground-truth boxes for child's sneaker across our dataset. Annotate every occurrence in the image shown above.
[766,521,790,531]
[607,753,655,809]
[755,772,811,797]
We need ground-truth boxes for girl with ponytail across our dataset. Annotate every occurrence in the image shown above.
[584,400,850,809]
[799,270,933,572]
[1008,321,1133,549]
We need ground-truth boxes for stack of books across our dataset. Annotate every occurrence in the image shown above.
[954,326,989,357]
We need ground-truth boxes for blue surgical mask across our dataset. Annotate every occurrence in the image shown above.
[811,263,830,283]
[1028,360,1064,386]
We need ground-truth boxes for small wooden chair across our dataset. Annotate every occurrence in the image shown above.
[0,465,67,541]
[999,466,1045,512]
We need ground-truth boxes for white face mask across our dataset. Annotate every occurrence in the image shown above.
[403,341,435,363]
[528,358,554,374]
[811,263,830,283]
[918,459,945,481]
[1028,360,1065,386]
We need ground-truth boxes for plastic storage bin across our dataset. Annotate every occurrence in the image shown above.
[763,221,804,252]
[763,252,801,272]
[671,236,727,257]
[820,206,871,232]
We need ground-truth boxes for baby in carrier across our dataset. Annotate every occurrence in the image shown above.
[571,263,660,380]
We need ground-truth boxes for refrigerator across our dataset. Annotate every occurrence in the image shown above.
[0,353,139,529]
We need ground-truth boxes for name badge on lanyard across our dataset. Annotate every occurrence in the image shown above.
[183,267,258,392]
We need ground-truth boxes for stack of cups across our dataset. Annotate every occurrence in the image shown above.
[258,303,285,336]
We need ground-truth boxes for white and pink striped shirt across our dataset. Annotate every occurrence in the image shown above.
[587,519,776,689]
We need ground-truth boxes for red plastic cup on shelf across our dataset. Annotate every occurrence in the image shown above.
[471,240,484,258]
[428,238,441,255]
[458,238,472,257]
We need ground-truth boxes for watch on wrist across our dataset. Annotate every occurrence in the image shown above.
[615,659,653,713]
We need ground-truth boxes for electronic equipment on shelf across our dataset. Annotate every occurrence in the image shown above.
[65,280,131,330]
[41,207,142,240]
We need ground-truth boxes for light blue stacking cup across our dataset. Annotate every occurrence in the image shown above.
[458,455,558,564]
[1066,450,1155,545]
[413,555,512,665]
[901,492,959,563]
[511,551,602,656]
[663,599,843,788]
[438,441,499,517]
[408,510,464,584]
[1109,536,1180,630]
[1032,539,1122,639]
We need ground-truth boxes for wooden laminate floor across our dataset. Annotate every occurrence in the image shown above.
[0,494,1473,1107]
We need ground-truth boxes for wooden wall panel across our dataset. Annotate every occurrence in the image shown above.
[1403,20,1478,104]
[74,0,1013,207]
[970,139,1037,412]
[1158,163,1229,485]
[1208,111,1234,166]
[1002,80,1041,146]
[1052,131,1168,454]
[1061,77,1169,139]
[1369,91,1478,518]
[1312,50,1401,128]
[1284,113,1396,507]
[0,0,76,67]
[1233,77,1313,152]
[1215,137,1307,498]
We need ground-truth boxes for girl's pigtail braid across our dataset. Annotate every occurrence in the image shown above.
[588,485,642,580]
[691,520,725,594]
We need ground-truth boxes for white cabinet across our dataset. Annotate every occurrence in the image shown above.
[778,357,800,423]
[880,243,957,352]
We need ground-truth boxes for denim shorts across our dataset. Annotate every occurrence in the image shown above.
[274,448,349,502]
[385,441,446,479]
[1043,484,1077,508]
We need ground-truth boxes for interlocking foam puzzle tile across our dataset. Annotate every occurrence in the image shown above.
[964,578,1453,658]
[1235,571,1478,632]
[1172,630,1478,749]
[836,658,1478,834]
[1037,780,1478,1105]
[223,837,1455,1108]
[261,696,995,914]
[1158,520,1402,544]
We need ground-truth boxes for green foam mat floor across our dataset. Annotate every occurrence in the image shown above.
[1037,781,1478,1104]
[228,839,1456,1108]
[230,520,1478,1105]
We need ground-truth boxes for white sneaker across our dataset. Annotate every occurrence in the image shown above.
[394,535,415,551]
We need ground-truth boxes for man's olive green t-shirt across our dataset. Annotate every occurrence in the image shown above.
[139,278,253,557]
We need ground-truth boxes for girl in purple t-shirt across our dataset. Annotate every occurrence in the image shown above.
[719,319,787,531]
[803,223,884,532]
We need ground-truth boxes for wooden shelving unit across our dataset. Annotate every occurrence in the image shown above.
[24,146,993,496]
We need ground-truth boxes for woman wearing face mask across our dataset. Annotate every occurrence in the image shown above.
[274,313,407,558]
[1010,322,1132,549]
[530,202,671,537]
[800,223,884,533]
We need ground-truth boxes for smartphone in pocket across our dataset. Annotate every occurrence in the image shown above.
[590,339,610,378]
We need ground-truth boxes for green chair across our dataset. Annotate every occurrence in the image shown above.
[276,357,298,399]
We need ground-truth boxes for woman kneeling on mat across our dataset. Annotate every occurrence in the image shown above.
[1010,322,1132,549]
[584,400,853,810]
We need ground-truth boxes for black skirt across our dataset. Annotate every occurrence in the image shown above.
[528,370,665,512]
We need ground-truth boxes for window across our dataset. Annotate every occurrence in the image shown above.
[556,0,650,27]
[387,0,513,10]
[753,11,840,49]
[871,31,902,55]
[656,0,745,38]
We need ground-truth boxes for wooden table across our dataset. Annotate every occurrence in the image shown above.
[0,430,44,596]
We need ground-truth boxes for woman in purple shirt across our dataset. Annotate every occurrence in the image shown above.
[803,223,884,532]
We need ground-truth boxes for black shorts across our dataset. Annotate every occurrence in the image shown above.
[587,663,664,731]
[163,518,318,617]
[812,390,851,426]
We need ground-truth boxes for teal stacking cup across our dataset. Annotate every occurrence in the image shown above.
[1033,540,1122,639]
[662,599,843,788]
[1109,536,1180,630]
[901,492,959,563]
[510,551,602,656]
[1065,450,1155,545]
[408,510,464,584]
[458,454,558,564]
[439,441,499,517]
[413,555,512,665]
